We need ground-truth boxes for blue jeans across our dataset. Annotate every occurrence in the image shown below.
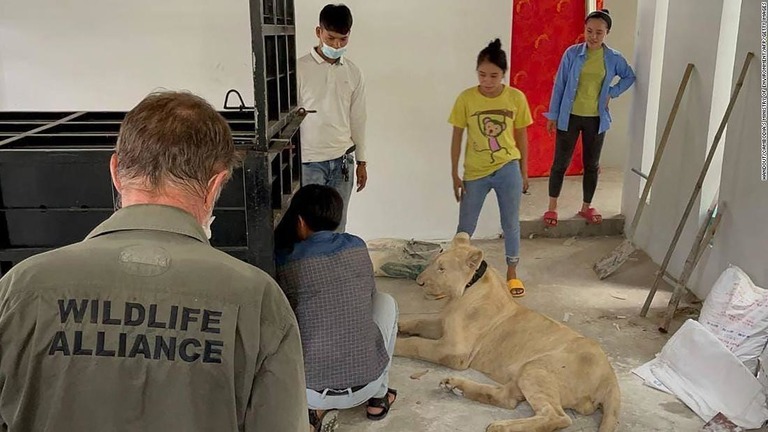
[457,160,522,266]
[305,292,398,410]
[302,155,354,232]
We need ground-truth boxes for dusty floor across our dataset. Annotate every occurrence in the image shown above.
[335,236,714,432]
[520,167,623,223]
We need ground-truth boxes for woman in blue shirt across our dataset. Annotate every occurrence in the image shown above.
[543,9,635,226]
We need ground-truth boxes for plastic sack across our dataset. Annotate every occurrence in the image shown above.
[368,239,442,280]
[758,347,768,398]
[647,319,768,429]
[699,265,768,374]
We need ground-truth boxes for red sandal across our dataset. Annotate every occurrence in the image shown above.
[543,211,558,227]
[578,207,603,224]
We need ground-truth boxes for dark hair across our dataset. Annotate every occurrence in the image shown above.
[477,38,508,73]
[116,91,240,197]
[274,185,343,252]
[319,4,353,34]
[586,9,612,30]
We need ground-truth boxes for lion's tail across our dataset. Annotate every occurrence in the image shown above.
[598,374,621,432]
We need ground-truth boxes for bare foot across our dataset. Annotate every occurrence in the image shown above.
[506,265,517,281]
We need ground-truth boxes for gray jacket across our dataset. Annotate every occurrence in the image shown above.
[0,204,308,432]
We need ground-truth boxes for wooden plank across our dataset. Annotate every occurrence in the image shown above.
[659,199,722,332]
[630,63,695,239]
[641,52,754,317]
[593,64,694,280]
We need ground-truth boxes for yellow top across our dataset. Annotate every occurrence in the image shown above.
[571,47,606,117]
[449,86,533,181]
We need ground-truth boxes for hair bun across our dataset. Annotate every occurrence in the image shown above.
[477,38,508,72]
[600,8,610,14]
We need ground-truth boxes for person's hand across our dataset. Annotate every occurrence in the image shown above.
[452,174,464,202]
[356,163,368,192]
[522,173,530,194]
[546,119,556,136]
[606,96,612,108]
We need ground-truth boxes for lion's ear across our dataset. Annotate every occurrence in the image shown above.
[453,232,471,247]
[467,248,484,270]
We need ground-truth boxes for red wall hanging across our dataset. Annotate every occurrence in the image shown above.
[510,0,603,178]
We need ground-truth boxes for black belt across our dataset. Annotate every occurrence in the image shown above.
[317,384,366,396]
[345,145,356,155]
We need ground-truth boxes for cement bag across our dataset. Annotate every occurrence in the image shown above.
[758,346,768,397]
[368,239,442,280]
[699,265,768,374]
[649,319,768,428]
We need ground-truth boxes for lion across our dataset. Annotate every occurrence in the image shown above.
[395,233,621,432]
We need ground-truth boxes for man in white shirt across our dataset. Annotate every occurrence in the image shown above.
[298,3,367,232]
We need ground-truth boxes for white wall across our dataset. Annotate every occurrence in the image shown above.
[295,0,513,240]
[600,0,637,170]
[621,0,668,222]
[624,0,757,297]
[0,0,253,110]
[628,0,730,284]
[693,0,767,296]
[702,0,742,213]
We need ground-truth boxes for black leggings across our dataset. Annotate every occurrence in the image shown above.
[548,114,605,204]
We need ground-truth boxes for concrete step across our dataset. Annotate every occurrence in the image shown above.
[520,214,625,239]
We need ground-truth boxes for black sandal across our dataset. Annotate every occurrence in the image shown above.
[366,388,398,421]
[309,409,339,432]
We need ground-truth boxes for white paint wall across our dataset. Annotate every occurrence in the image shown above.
[295,0,513,240]
[628,0,730,283]
[621,0,668,221]
[0,0,254,110]
[702,0,742,213]
[600,0,637,170]
[624,0,758,297]
[693,0,767,296]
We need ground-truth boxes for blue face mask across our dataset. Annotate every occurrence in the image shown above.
[321,43,347,60]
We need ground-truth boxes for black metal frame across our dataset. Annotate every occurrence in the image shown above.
[244,0,303,275]
[0,0,304,276]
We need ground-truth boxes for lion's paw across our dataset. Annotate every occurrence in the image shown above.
[439,377,464,397]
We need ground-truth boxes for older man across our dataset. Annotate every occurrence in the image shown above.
[0,92,308,432]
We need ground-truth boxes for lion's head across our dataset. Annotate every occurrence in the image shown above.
[415,233,484,300]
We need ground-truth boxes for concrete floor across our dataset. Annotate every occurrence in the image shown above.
[520,167,623,223]
[337,236,713,432]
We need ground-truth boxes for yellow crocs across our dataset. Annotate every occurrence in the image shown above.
[507,279,525,297]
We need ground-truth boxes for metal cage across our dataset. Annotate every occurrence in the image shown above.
[0,0,304,276]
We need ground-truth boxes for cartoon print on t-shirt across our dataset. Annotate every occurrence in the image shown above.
[483,118,506,152]
[471,109,516,163]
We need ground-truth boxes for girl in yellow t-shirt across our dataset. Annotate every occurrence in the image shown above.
[448,39,534,297]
